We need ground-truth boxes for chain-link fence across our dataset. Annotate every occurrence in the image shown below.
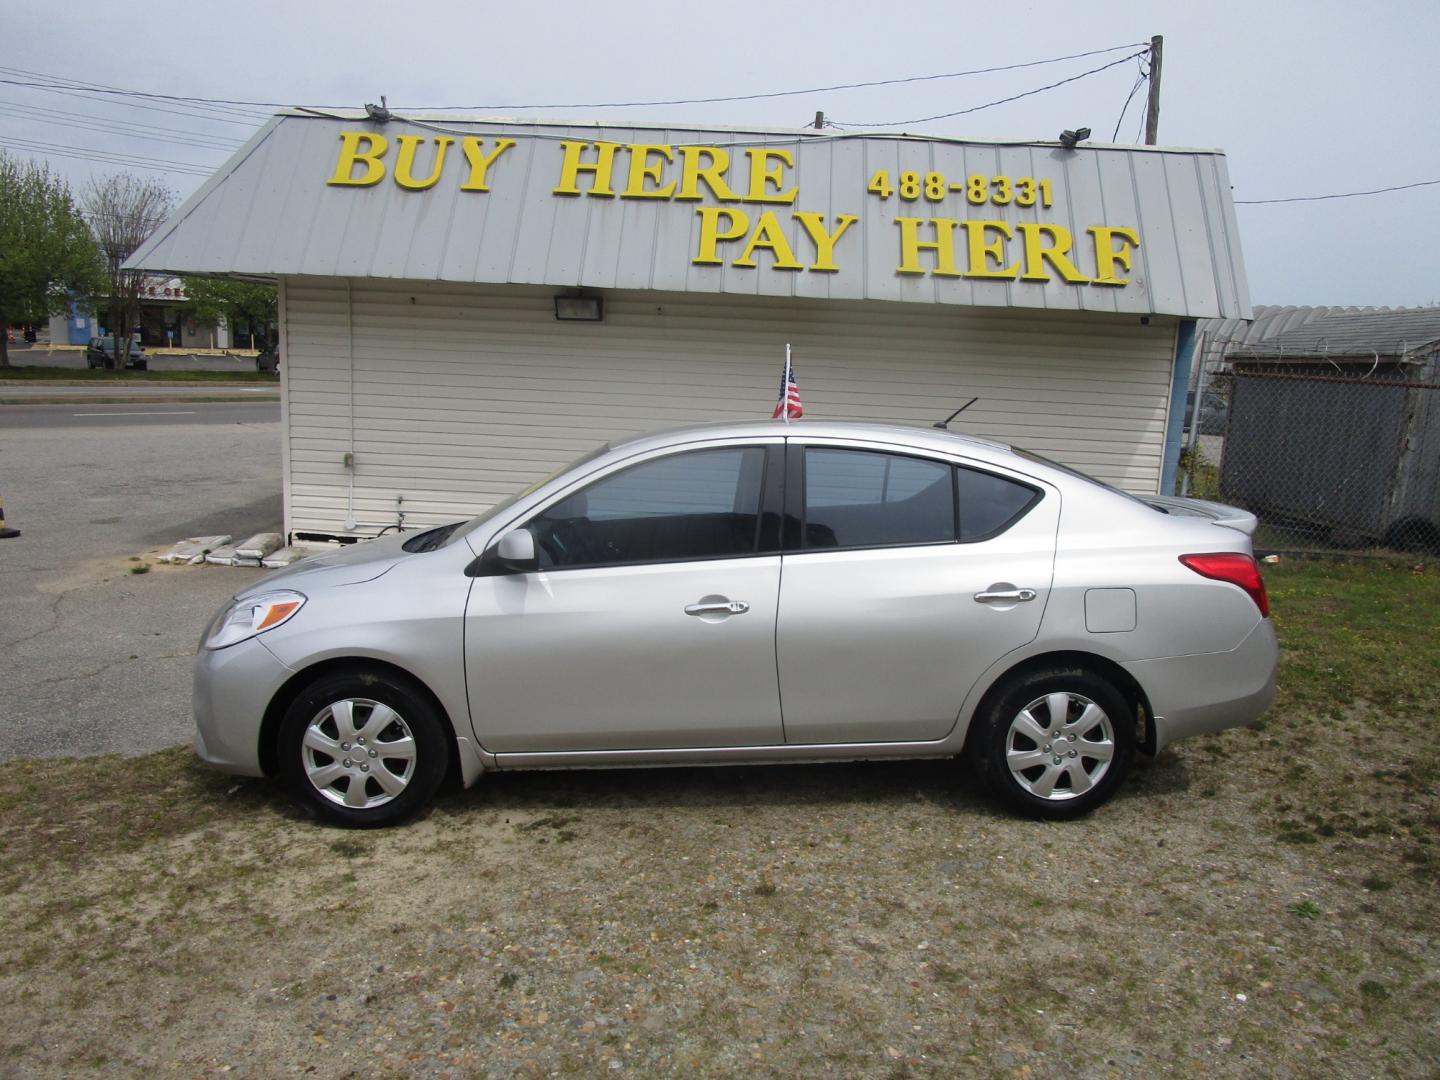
[1178,370,1440,553]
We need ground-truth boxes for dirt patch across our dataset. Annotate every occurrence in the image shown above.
[1,719,1437,1078]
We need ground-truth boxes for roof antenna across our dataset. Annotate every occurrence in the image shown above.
[365,96,391,123]
[933,397,978,430]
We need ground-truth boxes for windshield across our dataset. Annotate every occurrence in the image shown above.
[442,442,612,547]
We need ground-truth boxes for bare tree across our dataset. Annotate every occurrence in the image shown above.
[82,173,173,365]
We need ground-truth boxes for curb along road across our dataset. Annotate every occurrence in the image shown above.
[0,383,279,405]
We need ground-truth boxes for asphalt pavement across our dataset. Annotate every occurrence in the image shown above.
[1,402,281,760]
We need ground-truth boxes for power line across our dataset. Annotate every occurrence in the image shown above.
[1236,178,1440,204]
[410,42,1152,111]
[0,98,244,147]
[831,50,1147,129]
[0,65,271,121]
[0,44,1148,118]
[0,79,268,128]
[0,137,214,176]
[1,104,241,153]
[1111,63,1148,142]
[4,135,217,170]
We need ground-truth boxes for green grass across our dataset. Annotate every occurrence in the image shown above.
[0,366,276,382]
[1265,559,1440,719]
[1177,445,1221,500]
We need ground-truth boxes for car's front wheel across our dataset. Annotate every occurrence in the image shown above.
[278,669,450,828]
[968,667,1135,819]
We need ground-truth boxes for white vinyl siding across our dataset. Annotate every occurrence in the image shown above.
[281,277,1177,538]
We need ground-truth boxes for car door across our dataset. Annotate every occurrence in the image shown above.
[464,440,786,754]
[776,439,1058,744]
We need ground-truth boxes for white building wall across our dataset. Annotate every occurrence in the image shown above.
[282,276,1178,538]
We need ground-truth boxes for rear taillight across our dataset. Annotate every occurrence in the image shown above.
[1179,553,1270,617]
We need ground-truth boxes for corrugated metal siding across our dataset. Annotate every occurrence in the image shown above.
[132,115,1250,321]
[283,278,1176,536]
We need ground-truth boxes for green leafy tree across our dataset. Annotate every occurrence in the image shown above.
[0,153,104,367]
[180,277,278,348]
[81,172,173,366]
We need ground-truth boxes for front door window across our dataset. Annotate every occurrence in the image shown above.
[528,446,767,569]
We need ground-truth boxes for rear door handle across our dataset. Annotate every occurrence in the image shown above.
[974,587,1037,604]
[685,599,750,616]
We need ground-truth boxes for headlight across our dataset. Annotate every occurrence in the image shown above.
[204,590,307,650]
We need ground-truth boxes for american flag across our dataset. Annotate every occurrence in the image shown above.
[772,346,803,422]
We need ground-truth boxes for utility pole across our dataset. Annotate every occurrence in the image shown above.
[1144,35,1164,145]
[814,111,825,130]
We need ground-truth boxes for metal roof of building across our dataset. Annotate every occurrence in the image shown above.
[1225,306,1440,360]
[126,113,1251,320]
[1193,304,1440,375]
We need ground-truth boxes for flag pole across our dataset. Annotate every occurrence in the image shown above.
[783,343,791,425]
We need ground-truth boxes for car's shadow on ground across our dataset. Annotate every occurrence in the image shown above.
[438,758,995,819]
[198,746,1194,830]
[1122,748,1193,800]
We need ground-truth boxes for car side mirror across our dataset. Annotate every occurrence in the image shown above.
[494,528,538,573]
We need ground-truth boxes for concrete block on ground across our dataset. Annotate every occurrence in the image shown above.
[204,545,238,566]
[262,546,309,568]
[232,555,263,567]
[162,535,231,564]
[235,532,282,559]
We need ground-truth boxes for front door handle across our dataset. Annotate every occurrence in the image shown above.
[974,586,1037,604]
[685,599,750,616]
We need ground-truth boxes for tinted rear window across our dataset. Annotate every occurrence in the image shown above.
[956,466,1040,541]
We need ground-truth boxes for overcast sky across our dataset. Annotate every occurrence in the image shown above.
[8,0,1437,308]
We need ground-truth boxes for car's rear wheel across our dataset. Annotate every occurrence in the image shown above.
[968,667,1135,819]
[278,670,450,828]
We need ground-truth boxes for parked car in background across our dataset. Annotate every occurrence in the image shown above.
[193,421,1277,828]
[86,336,147,370]
[256,343,280,373]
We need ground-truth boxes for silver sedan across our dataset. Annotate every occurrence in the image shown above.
[194,421,1277,827]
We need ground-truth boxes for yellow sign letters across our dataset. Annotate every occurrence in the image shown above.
[324,132,1142,287]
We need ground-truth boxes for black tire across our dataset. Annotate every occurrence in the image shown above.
[967,667,1135,820]
[278,668,450,828]
[134,361,147,371]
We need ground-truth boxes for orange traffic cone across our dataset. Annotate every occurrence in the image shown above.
[0,494,19,539]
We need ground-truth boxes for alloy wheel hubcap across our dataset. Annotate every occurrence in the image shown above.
[1004,691,1116,801]
[301,698,417,809]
